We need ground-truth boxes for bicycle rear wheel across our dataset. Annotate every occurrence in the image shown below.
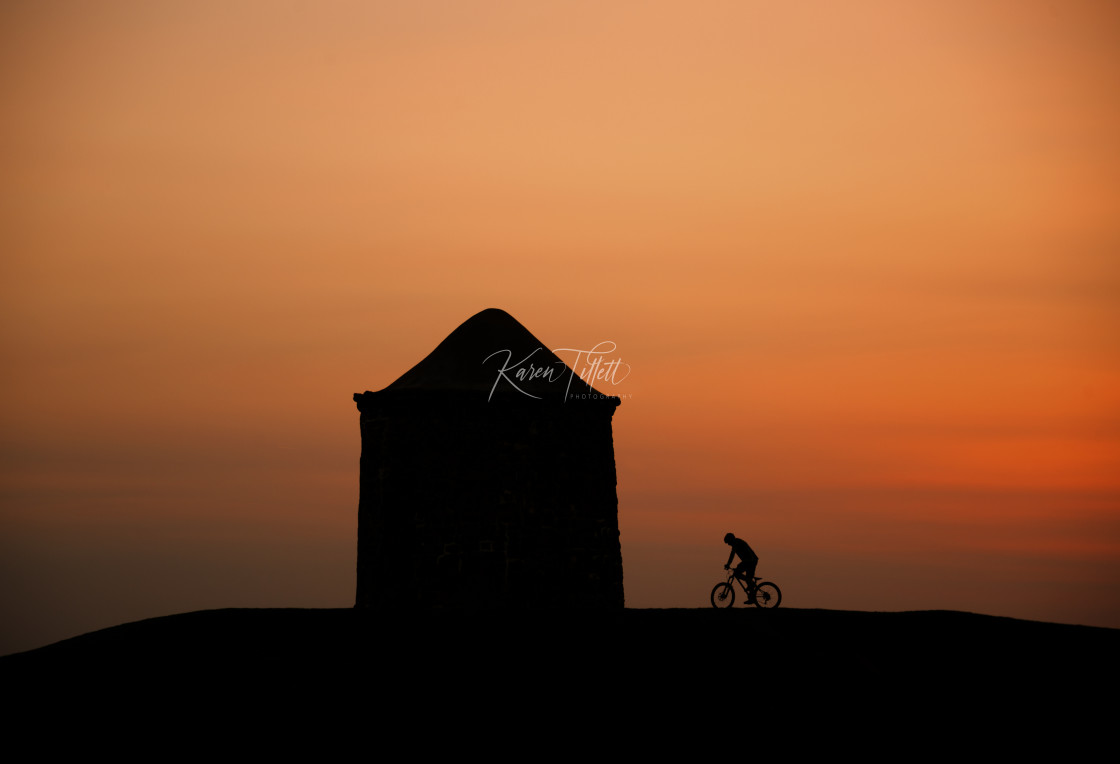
[753,582,781,609]
[710,582,735,609]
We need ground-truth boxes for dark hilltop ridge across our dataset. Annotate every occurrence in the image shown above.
[3,612,1115,752]
[4,607,1116,706]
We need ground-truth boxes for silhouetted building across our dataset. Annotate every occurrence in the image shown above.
[353,309,624,609]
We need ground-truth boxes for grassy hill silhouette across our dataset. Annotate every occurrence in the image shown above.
[4,607,1114,699]
[3,607,1114,751]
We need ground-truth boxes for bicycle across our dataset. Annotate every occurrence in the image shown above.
[710,569,782,609]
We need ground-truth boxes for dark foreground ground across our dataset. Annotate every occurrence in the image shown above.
[3,608,1116,745]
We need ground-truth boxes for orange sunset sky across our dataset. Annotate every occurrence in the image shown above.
[2,1,1118,654]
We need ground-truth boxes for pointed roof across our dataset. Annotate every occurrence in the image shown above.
[369,308,611,402]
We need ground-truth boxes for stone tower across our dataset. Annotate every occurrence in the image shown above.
[353,309,624,609]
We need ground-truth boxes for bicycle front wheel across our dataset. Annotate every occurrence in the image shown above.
[753,582,781,609]
[711,582,735,609]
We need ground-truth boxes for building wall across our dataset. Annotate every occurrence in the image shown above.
[355,391,624,609]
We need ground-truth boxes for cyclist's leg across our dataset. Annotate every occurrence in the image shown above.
[743,560,758,601]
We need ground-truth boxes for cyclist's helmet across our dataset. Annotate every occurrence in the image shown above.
[724,532,735,544]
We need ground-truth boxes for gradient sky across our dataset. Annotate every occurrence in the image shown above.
[2,1,1118,655]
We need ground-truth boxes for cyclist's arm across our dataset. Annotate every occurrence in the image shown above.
[725,550,735,568]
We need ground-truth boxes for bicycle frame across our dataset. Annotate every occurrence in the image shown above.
[725,569,759,597]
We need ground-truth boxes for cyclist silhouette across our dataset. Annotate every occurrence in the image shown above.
[723,532,759,604]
